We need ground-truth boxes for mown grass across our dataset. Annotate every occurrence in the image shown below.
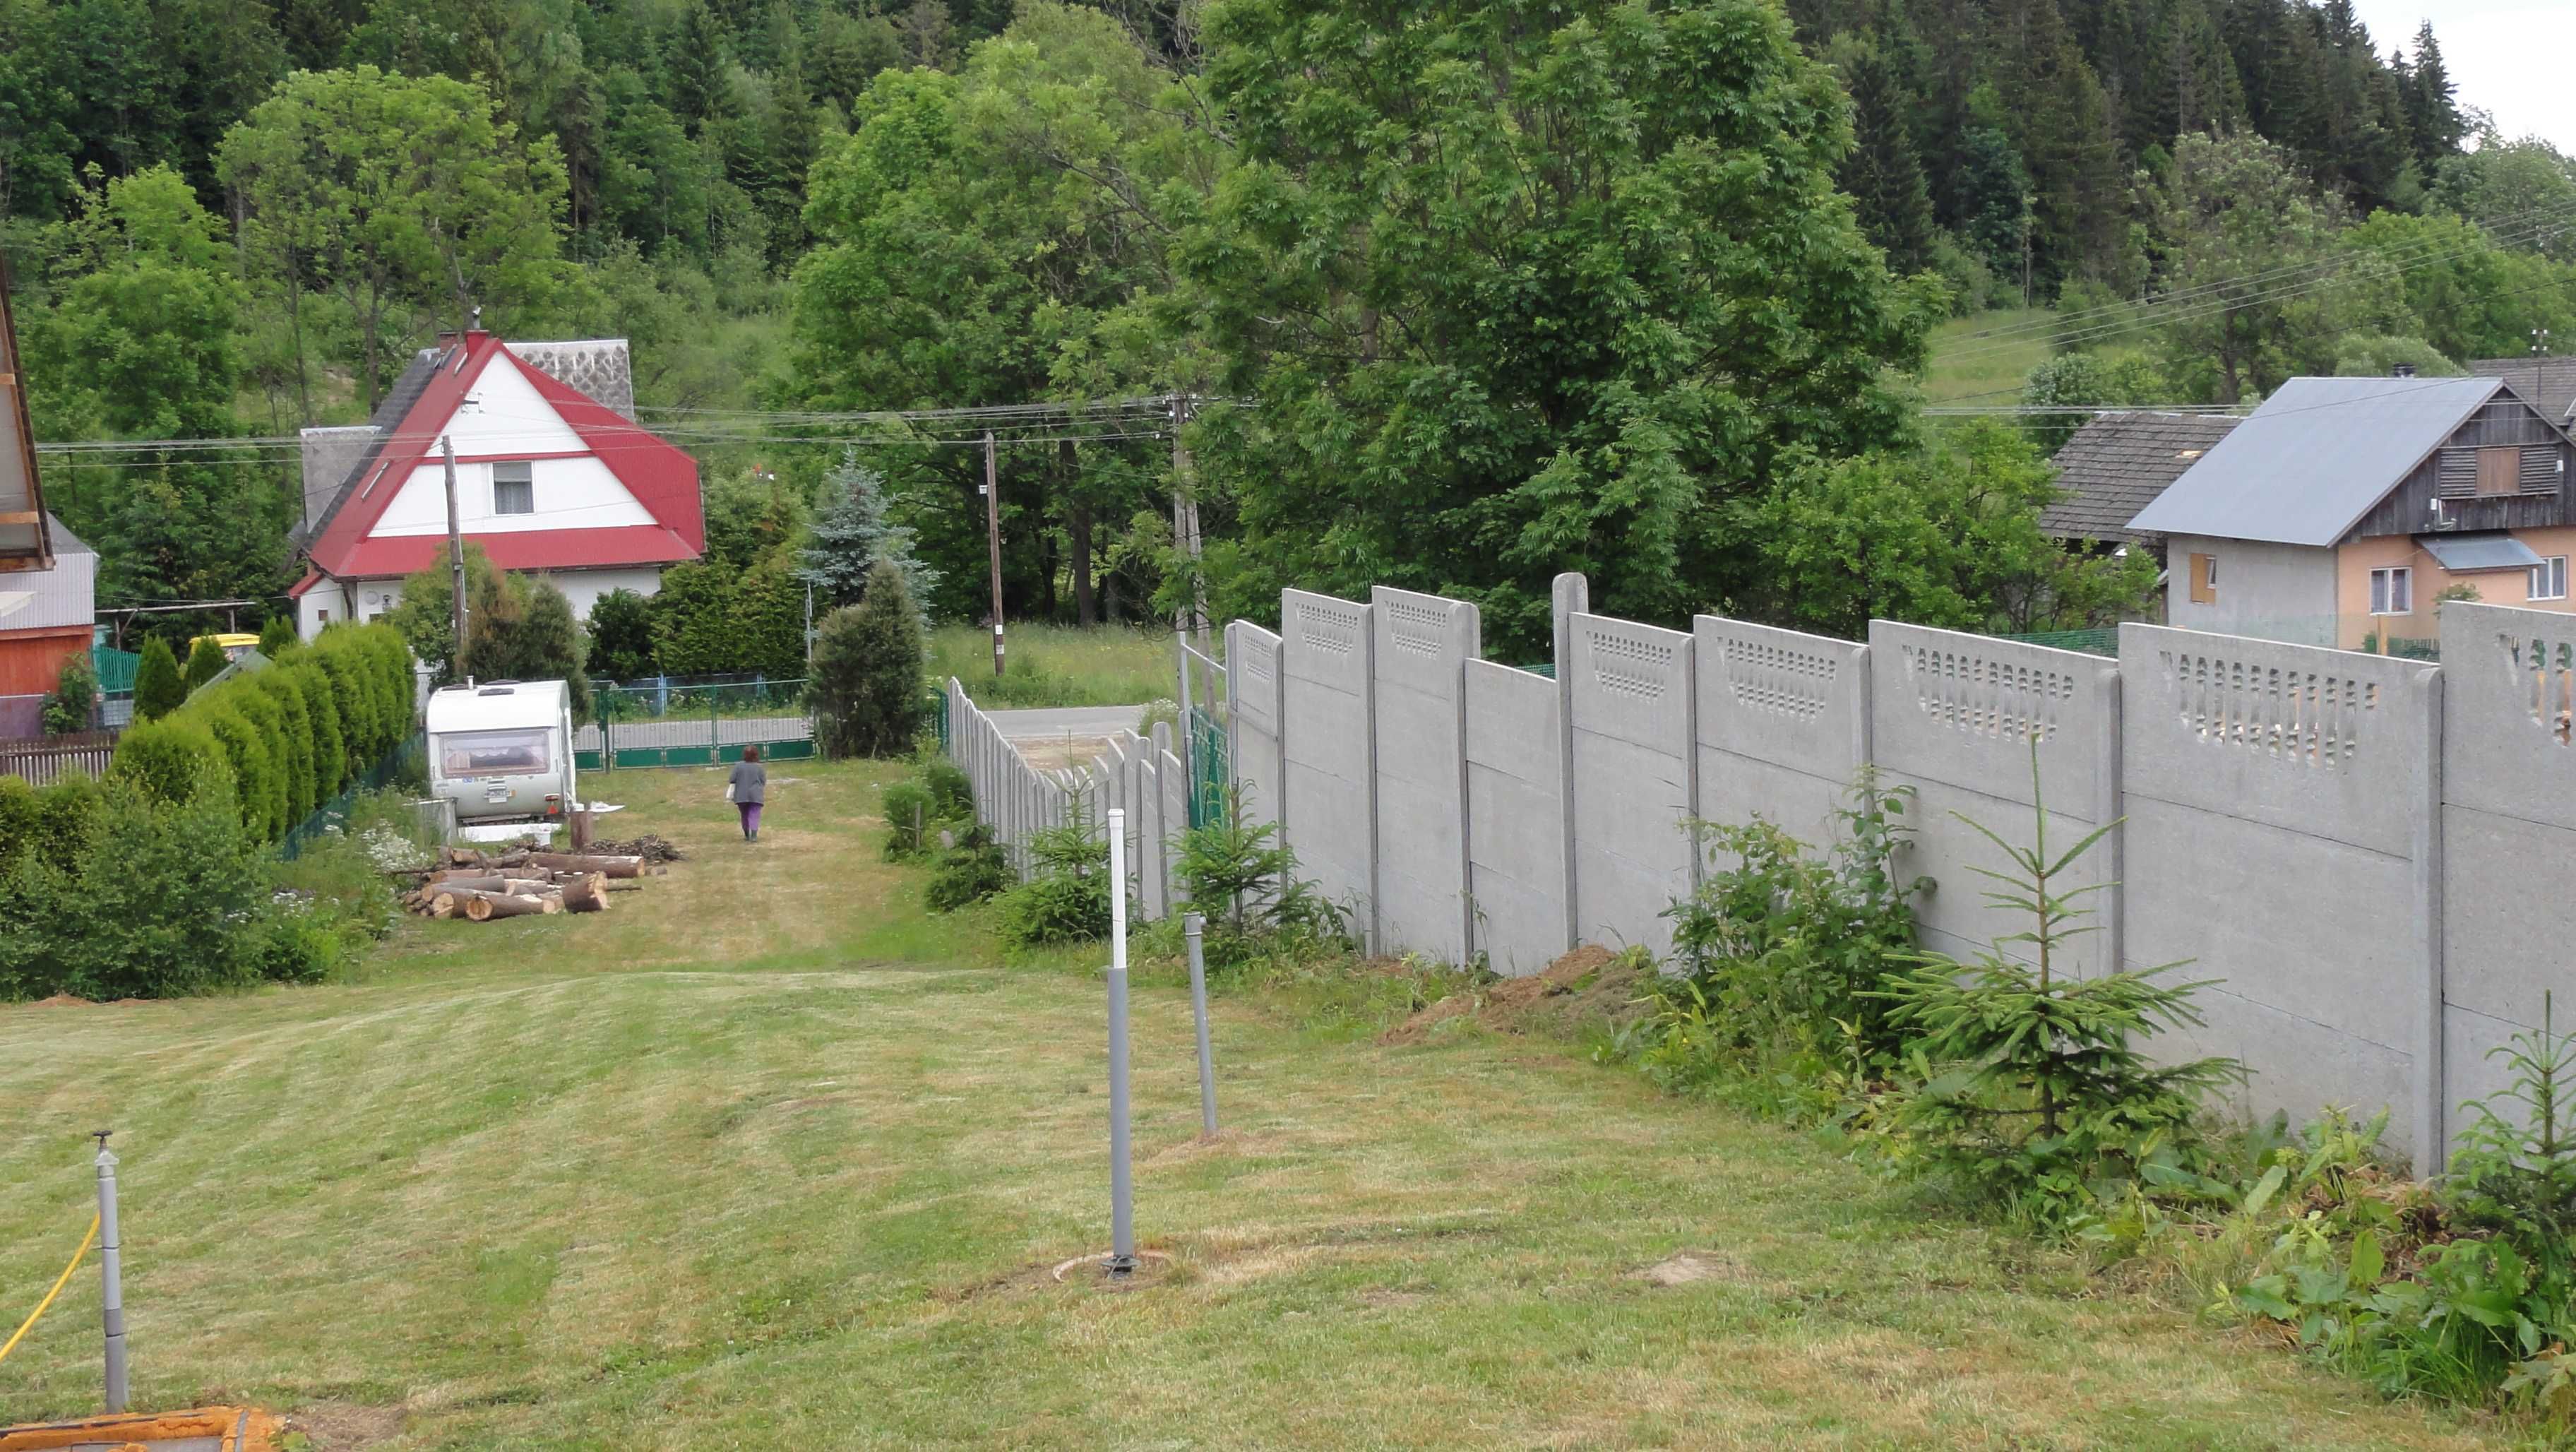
[0,760,2521,1449]
[927,622,1194,708]
[1922,305,2058,403]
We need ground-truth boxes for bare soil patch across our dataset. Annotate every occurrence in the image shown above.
[1378,945,1648,1045]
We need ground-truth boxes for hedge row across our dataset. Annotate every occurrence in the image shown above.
[107,624,416,843]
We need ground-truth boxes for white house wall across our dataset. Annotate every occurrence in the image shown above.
[366,356,655,538]
[2163,533,2339,645]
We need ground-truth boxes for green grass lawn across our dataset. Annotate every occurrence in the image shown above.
[0,761,2519,1448]
[1922,305,2057,403]
[927,622,1197,709]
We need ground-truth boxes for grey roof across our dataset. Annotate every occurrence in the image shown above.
[2417,531,2544,572]
[2468,358,2576,424]
[293,345,451,549]
[2039,412,2242,546]
[2125,376,2505,547]
[509,339,635,421]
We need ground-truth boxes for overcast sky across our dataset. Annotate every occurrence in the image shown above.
[2350,1,2576,151]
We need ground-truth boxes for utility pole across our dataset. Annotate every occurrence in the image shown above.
[984,431,1005,677]
[1169,393,1210,689]
[443,436,467,680]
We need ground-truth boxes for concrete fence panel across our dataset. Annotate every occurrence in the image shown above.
[1138,726,1170,920]
[1371,588,1480,965]
[1693,615,1871,849]
[1465,660,1568,977]
[1566,612,1698,956]
[1281,589,1380,946]
[2120,624,2443,1167]
[1158,727,1188,921]
[1227,621,1287,835]
[2440,602,2575,1145]
[1868,622,2122,978]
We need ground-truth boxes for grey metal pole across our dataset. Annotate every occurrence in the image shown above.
[93,1130,126,1413]
[1185,912,1217,1138]
[442,436,465,680]
[1104,807,1136,1275]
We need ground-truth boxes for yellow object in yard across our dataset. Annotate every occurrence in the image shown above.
[0,1212,95,1367]
[0,1408,279,1451]
[186,633,260,662]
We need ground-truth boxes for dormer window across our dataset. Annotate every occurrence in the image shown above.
[493,460,535,516]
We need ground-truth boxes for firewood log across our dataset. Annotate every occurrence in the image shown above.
[561,875,609,913]
[528,852,646,879]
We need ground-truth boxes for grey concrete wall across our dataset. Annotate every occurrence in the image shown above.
[2164,533,2339,646]
[2120,624,2443,1168]
[1227,621,1287,835]
[2440,602,2572,1151]
[1868,622,2123,978]
[1138,723,1171,920]
[1465,660,1567,976]
[1280,589,1380,946]
[1693,615,1870,852]
[1371,588,1479,964]
[1566,612,1698,956]
[1159,730,1188,917]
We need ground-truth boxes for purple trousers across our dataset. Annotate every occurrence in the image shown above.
[738,801,763,836]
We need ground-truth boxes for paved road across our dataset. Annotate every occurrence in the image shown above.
[986,705,1146,739]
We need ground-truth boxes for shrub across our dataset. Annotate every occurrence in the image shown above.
[44,651,96,735]
[198,703,284,839]
[881,758,978,860]
[33,775,100,873]
[992,804,1117,948]
[0,778,274,1001]
[0,777,37,865]
[1172,781,1345,968]
[1868,739,2240,1227]
[1663,774,1926,1069]
[924,822,1013,912]
[257,614,299,657]
[133,637,184,722]
[181,635,229,694]
[215,684,296,835]
[811,557,925,758]
[585,587,657,682]
[286,661,347,797]
[252,667,322,819]
[922,759,972,819]
[109,716,231,807]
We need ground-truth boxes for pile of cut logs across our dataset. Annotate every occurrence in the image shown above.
[395,846,669,922]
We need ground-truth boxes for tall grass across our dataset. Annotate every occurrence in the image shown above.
[927,622,1204,708]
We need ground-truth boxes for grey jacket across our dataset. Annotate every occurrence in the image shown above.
[728,761,767,804]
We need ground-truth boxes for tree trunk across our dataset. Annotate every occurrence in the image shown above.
[1065,439,1097,626]
[529,851,649,879]
[454,888,559,920]
[561,874,610,912]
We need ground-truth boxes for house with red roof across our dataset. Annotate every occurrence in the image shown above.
[290,330,703,640]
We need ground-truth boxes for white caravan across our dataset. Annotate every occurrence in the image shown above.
[425,679,578,826]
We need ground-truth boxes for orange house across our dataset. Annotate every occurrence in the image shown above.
[2128,375,2576,652]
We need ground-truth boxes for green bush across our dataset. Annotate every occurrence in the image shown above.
[1172,782,1346,969]
[0,779,275,1001]
[251,667,321,819]
[992,805,1116,948]
[257,614,299,657]
[924,822,1013,912]
[108,717,231,807]
[44,651,96,735]
[33,775,99,873]
[181,635,229,694]
[286,660,347,797]
[0,777,37,865]
[133,637,184,722]
[922,759,972,819]
[881,757,978,861]
[214,684,294,835]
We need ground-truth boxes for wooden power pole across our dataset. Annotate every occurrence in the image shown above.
[443,435,467,680]
[984,431,1005,677]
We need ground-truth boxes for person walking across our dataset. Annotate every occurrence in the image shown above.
[729,744,767,841]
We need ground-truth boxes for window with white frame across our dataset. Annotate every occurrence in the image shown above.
[2370,566,2413,616]
[2534,556,2570,602]
[492,460,535,516]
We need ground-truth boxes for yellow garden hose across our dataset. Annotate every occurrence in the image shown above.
[0,1213,100,1366]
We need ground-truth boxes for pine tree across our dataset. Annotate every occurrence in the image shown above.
[666,0,734,138]
[256,614,299,658]
[133,638,185,722]
[1837,44,1938,273]
[2399,21,2463,166]
[810,558,924,759]
[798,449,939,619]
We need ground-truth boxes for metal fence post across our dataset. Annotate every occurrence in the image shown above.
[93,1130,126,1413]
[708,697,720,765]
[1105,807,1136,1276]
[1185,913,1217,1138]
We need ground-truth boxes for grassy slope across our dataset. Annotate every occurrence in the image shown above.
[927,623,1193,709]
[0,762,2514,1449]
[1922,306,2056,404]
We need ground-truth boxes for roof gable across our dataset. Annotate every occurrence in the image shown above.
[2468,357,2576,425]
[2125,376,2505,547]
[300,333,701,580]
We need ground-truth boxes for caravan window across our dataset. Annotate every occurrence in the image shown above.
[439,728,551,778]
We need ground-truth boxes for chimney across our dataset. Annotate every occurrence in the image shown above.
[2392,362,2418,379]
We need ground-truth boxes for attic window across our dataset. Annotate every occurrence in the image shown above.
[493,461,534,516]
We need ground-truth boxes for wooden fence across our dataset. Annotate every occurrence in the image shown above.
[0,730,119,786]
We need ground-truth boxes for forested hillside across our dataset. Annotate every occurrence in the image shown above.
[1,0,2570,655]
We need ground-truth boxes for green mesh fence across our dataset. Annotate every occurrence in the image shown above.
[575,677,816,770]
[1995,626,2120,657]
[1186,703,1228,828]
[281,733,426,860]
